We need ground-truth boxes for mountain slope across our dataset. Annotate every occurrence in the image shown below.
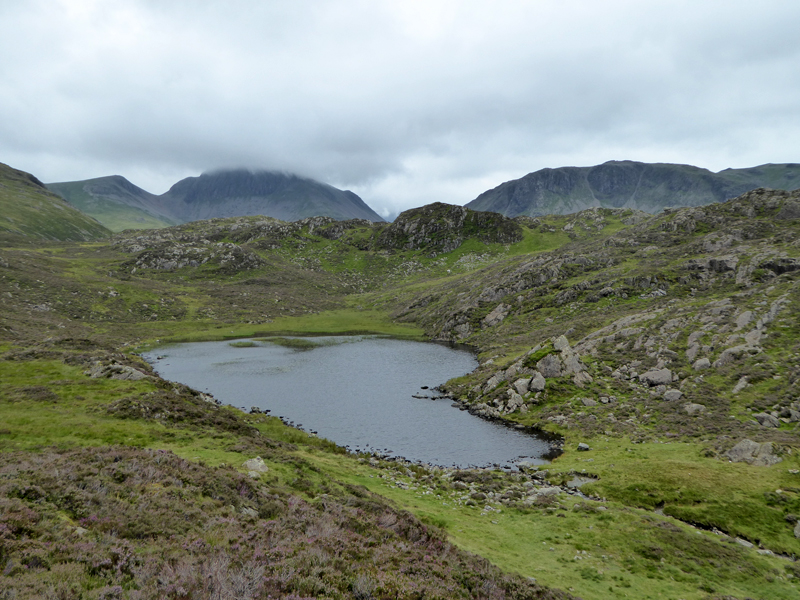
[467,160,800,217]
[47,175,179,232]
[0,162,110,240]
[160,169,384,223]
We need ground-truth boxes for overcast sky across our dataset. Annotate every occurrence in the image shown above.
[2,1,799,218]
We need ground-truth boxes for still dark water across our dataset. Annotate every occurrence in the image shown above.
[142,336,554,468]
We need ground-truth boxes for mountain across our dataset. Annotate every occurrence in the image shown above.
[466,160,800,217]
[161,169,384,223]
[0,162,110,241]
[47,175,179,232]
[48,169,384,230]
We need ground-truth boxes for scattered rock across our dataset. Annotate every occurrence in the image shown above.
[577,442,591,452]
[663,388,683,401]
[580,398,597,407]
[692,358,711,370]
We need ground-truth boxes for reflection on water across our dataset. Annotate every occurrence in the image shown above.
[142,336,555,468]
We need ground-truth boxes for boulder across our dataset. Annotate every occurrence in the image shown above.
[725,439,782,466]
[732,376,750,394]
[483,303,511,328]
[85,362,149,381]
[639,368,673,387]
[683,403,706,415]
[242,456,270,473]
[580,398,597,407]
[553,335,570,352]
[484,372,506,393]
[735,311,753,330]
[513,378,531,396]
[528,372,546,392]
[577,442,590,451]
[506,390,525,413]
[754,413,780,428]
[573,371,593,388]
[536,354,563,378]
[663,388,683,401]
[692,358,711,370]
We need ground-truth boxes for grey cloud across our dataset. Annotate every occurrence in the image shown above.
[1,1,799,214]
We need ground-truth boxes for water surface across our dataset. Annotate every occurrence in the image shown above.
[142,336,554,468]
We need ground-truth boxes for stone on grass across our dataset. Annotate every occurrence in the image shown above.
[577,442,590,451]
[692,358,711,370]
[663,388,683,401]
[725,439,782,466]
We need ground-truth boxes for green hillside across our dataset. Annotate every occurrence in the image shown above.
[0,162,110,240]
[47,176,179,232]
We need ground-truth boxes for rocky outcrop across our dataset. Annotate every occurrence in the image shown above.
[376,203,522,254]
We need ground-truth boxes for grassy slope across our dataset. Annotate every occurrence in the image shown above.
[0,163,111,241]
[2,197,800,598]
[47,179,178,232]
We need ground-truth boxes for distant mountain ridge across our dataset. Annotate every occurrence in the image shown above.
[48,169,384,232]
[466,160,800,217]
